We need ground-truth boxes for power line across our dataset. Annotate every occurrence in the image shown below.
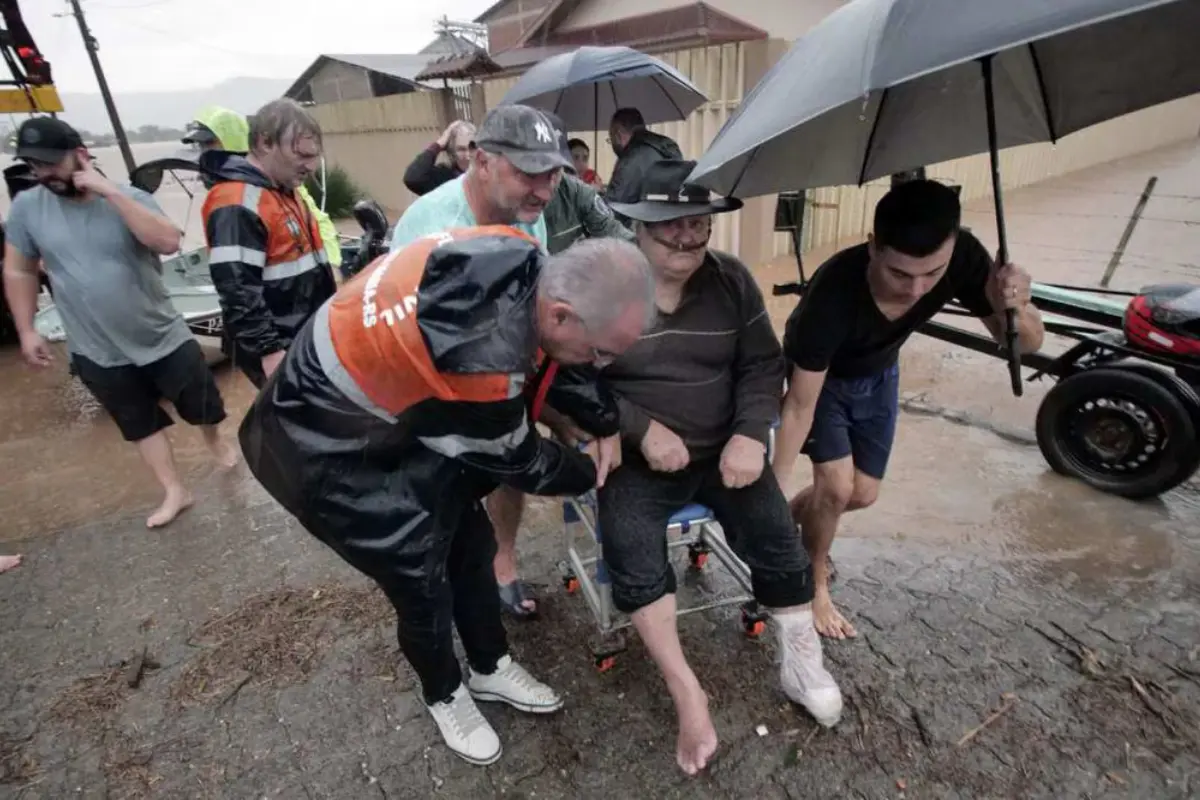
[65,0,136,173]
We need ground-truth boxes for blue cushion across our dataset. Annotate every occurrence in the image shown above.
[669,503,713,526]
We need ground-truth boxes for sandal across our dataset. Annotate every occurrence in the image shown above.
[498,581,539,620]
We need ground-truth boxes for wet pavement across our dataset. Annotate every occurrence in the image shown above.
[2,142,1199,798]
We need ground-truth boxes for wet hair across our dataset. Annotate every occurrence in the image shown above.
[610,108,645,132]
[538,238,656,332]
[873,179,962,257]
[248,98,323,153]
[567,138,589,152]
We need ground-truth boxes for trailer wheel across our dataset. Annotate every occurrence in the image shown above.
[1037,367,1198,499]
[1114,364,1200,485]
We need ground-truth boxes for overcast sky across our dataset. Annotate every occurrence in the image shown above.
[25,0,497,94]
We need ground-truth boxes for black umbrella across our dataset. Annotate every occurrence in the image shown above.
[688,0,1200,396]
[499,45,708,132]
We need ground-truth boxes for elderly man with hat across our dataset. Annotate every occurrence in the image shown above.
[598,159,844,777]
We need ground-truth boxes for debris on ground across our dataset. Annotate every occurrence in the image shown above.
[170,584,391,707]
[956,692,1019,747]
[48,663,137,726]
[0,733,40,786]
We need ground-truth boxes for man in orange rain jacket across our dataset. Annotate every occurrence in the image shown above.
[201,99,337,388]
[238,228,654,766]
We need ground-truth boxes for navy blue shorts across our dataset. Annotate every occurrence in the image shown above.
[802,363,899,480]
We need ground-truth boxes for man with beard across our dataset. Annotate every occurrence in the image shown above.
[389,104,597,621]
[389,105,560,252]
[2,117,237,528]
[200,99,338,388]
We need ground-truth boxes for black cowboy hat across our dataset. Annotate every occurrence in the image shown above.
[608,159,743,224]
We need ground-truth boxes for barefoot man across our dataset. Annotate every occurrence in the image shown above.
[2,117,238,527]
[0,555,20,574]
[773,180,1044,638]
[602,160,843,775]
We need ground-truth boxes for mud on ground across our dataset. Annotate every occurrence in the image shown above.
[1,416,1198,799]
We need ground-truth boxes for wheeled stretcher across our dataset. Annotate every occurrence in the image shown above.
[557,428,778,671]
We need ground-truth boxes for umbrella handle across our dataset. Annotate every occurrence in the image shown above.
[1004,309,1021,395]
[981,55,1024,398]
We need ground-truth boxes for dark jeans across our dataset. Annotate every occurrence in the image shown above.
[803,362,900,480]
[301,493,508,705]
[596,451,814,614]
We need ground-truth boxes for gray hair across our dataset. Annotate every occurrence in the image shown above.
[538,238,656,333]
[248,98,323,152]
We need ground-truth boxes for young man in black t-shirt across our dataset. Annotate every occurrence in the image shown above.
[772,180,1045,639]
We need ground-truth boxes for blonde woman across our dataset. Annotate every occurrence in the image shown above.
[404,120,476,196]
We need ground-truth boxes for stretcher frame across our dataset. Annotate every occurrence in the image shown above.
[558,430,776,671]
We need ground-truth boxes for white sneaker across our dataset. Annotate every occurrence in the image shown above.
[776,609,844,727]
[426,684,502,766]
[468,655,564,714]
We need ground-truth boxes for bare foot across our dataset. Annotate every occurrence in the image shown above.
[0,554,22,574]
[674,680,718,776]
[209,439,240,470]
[146,487,194,528]
[812,589,857,639]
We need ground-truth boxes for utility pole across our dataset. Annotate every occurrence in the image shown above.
[66,0,136,175]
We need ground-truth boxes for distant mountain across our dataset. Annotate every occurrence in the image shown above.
[53,76,295,137]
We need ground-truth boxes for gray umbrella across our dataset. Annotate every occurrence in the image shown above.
[498,45,708,131]
[687,0,1200,396]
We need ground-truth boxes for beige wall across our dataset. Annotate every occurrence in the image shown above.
[308,91,447,219]
[559,0,847,39]
[786,94,1200,260]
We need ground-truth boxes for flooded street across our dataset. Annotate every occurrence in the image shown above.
[1,141,1199,798]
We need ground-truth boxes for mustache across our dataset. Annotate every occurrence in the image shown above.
[650,233,708,253]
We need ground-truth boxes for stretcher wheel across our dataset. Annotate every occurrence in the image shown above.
[595,655,617,672]
[687,543,710,570]
[1036,367,1198,499]
[562,574,579,594]
[741,603,768,638]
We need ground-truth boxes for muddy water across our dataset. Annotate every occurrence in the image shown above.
[0,341,258,542]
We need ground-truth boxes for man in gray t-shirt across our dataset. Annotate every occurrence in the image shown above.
[2,117,238,529]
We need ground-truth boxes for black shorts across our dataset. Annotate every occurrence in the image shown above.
[73,339,227,442]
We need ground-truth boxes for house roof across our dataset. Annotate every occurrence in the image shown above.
[484,3,767,77]
[284,54,436,99]
[419,32,484,57]
[415,49,502,82]
[474,1,512,23]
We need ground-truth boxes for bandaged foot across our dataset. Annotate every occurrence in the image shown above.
[776,607,843,727]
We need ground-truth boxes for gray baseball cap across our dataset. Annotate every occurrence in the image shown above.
[474,104,573,175]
